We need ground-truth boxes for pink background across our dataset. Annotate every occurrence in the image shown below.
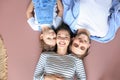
[0,0,120,80]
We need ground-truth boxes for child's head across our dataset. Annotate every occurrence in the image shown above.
[40,27,56,52]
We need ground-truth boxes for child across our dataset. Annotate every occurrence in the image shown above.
[26,0,63,51]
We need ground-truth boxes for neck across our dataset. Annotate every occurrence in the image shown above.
[57,47,67,55]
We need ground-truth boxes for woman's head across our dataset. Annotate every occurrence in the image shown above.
[40,27,56,52]
[55,23,73,54]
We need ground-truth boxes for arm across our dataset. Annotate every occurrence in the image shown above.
[75,59,86,80]
[53,0,63,29]
[26,1,41,31]
[26,1,34,19]
[33,54,46,80]
[57,0,63,17]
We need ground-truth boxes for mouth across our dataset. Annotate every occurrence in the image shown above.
[58,41,66,47]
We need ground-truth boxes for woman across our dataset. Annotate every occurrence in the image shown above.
[33,23,86,80]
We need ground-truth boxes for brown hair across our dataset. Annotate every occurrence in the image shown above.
[40,38,55,52]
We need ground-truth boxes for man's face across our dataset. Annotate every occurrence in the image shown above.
[42,29,56,46]
[71,33,91,56]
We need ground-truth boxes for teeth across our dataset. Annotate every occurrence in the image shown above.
[59,42,65,45]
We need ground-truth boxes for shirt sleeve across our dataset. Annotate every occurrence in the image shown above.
[53,16,62,29]
[33,53,47,80]
[75,58,86,80]
[27,17,41,31]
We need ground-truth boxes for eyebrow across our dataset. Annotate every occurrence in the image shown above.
[57,34,70,36]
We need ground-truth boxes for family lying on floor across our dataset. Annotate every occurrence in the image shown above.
[26,0,120,80]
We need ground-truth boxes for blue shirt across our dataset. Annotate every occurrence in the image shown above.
[63,0,120,43]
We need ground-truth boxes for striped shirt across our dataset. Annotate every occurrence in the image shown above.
[33,52,86,80]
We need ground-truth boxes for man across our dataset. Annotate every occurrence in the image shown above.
[62,0,120,43]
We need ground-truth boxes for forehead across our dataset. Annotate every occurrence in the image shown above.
[57,30,70,35]
[76,33,90,40]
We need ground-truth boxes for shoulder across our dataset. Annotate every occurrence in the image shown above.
[69,54,83,62]
[41,51,56,56]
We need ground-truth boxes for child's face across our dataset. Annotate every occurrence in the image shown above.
[56,30,70,48]
[71,33,90,56]
[42,29,56,47]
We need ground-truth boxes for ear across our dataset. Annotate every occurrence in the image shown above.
[40,34,43,39]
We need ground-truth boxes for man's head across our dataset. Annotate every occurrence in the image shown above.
[70,30,91,59]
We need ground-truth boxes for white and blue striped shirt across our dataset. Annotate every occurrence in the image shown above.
[33,52,86,80]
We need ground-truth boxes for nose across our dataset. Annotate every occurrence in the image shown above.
[59,37,66,40]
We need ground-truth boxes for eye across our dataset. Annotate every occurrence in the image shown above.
[57,36,61,39]
[53,37,56,40]
[73,43,79,48]
[65,36,69,39]
[80,46,85,50]
[47,38,51,40]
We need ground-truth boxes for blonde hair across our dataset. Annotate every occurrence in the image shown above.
[0,35,8,80]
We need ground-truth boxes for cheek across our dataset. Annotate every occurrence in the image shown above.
[56,39,60,44]
[67,40,70,45]
[86,44,90,48]
[42,34,48,39]
[52,41,56,45]
[65,39,70,44]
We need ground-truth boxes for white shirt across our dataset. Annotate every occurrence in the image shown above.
[75,0,112,37]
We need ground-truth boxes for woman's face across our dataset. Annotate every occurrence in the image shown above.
[56,30,70,48]
[42,29,56,46]
[71,33,90,56]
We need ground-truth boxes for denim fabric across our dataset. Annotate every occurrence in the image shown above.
[32,0,56,24]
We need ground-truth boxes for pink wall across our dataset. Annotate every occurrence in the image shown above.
[0,0,120,80]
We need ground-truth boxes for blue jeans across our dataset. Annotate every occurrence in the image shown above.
[32,0,56,24]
